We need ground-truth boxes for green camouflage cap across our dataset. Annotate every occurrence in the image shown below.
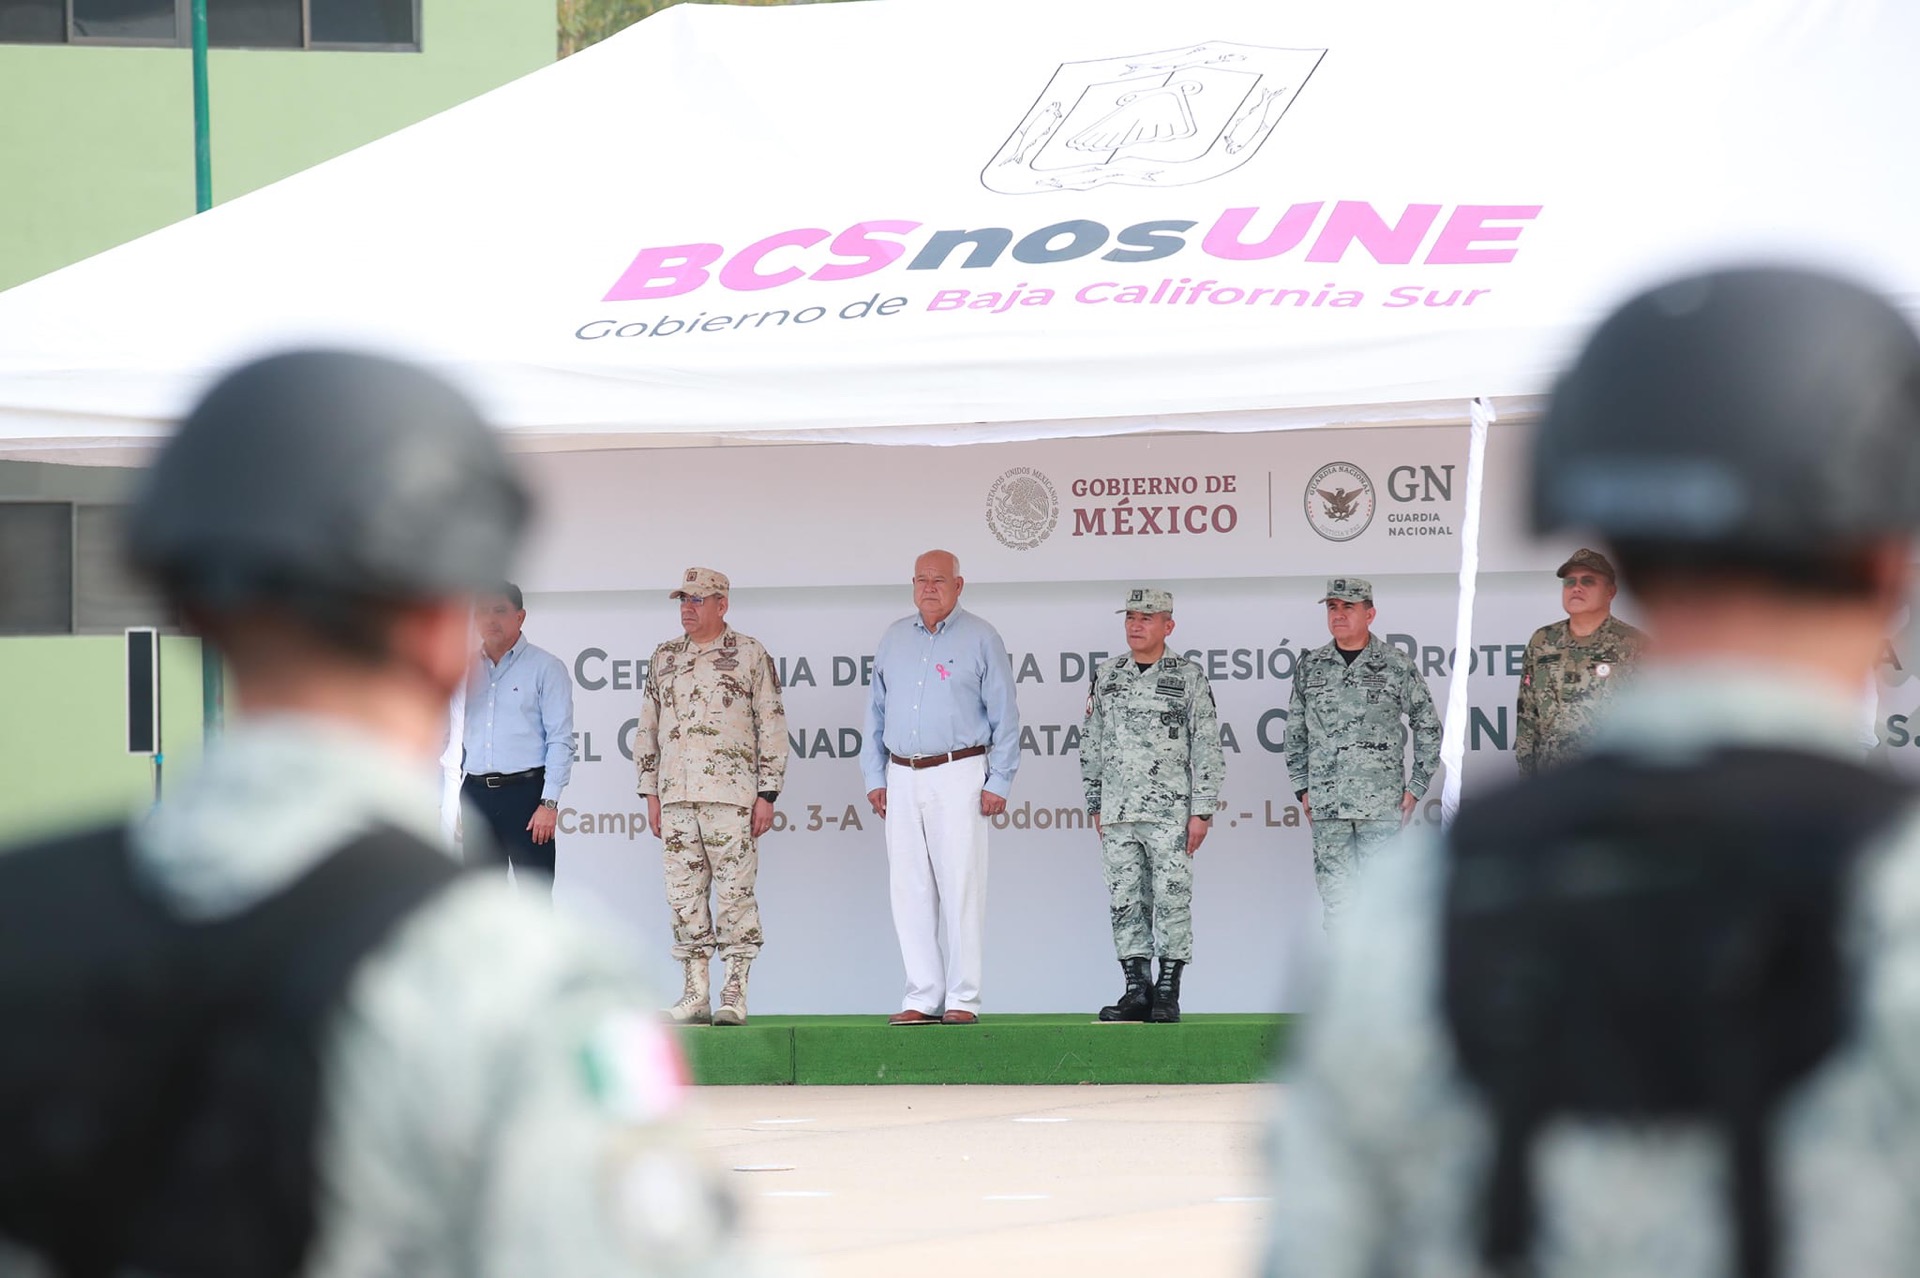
[1320,576,1374,604]
[669,566,730,599]
[1555,547,1617,580]
[1117,586,1174,614]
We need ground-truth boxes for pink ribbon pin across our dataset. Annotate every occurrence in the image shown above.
[935,663,952,680]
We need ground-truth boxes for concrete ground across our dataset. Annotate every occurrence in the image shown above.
[692,1084,1279,1278]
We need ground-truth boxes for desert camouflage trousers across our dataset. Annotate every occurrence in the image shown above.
[1310,817,1401,920]
[661,801,763,961]
[1100,818,1194,962]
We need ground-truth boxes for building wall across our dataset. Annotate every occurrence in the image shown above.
[0,0,554,291]
[0,635,205,842]
[0,4,551,839]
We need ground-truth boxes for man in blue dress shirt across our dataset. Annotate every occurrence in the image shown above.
[862,549,1021,1025]
[462,582,575,892]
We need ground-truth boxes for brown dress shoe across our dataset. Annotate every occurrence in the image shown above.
[941,1010,979,1025]
[888,1009,942,1026]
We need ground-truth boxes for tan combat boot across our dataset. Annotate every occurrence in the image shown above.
[712,956,751,1027]
[666,957,710,1025]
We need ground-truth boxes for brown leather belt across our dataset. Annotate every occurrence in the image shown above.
[889,745,988,770]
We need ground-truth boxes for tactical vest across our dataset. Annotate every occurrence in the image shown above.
[0,825,459,1278]
[1444,748,1912,1278]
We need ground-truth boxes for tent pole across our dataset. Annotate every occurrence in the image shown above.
[1438,396,1494,826]
[190,0,223,740]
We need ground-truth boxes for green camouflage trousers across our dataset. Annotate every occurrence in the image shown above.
[1310,817,1402,919]
[660,801,762,961]
[1100,818,1194,962]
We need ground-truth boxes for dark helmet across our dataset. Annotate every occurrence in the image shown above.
[1533,266,1920,553]
[127,349,531,611]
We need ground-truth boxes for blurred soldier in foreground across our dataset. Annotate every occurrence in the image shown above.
[1514,546,1646,775]
[637,567,788,1027]
[1284,578,1441,919]
[1080,588,1224,1023]
[1268,267,1920,1278]
[0,351,759,1277]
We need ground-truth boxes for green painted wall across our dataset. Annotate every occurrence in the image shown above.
[0,0,554,291]
[1,4,550,838]
[0,635,205,844]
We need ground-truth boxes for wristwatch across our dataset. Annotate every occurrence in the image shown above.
[540,798,559,811]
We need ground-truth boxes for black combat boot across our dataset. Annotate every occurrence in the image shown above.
[1098,957,1154,1022]
[1146,958,1186,1023]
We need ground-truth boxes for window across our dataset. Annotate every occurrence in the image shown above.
[0,0,418,49]
[0,504,73,635]
[0,502,178,635]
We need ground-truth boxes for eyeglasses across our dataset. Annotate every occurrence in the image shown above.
[680,595,721,606]
[1560,575,1605,588]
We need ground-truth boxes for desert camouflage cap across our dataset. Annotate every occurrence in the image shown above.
[1117,587,1174,614]
[669,567,730,599]
[1555,548,1617,580]
[1321,577,1374,604]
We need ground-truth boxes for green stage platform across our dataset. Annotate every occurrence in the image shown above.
[675,1014,1296,1086]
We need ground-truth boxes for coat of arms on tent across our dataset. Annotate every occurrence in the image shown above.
[982,42,1326,195]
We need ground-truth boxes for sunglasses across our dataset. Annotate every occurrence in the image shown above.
[1560,574,1606,588]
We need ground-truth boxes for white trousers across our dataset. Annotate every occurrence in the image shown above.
[885,755,990,1015]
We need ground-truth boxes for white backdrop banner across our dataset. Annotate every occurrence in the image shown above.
[507,421,1616,1013]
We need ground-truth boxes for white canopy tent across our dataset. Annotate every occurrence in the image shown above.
[6,0,1918,1009]
[2,0,1915,460]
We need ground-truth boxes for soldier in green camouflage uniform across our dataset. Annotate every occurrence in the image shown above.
[1080,587,1225,1023]
[1284,578,1441,919]
[1515,547,1648,776]
[637,567,788,1027]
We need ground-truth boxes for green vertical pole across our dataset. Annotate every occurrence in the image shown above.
[191,0,211,213]
[191,0,223,738]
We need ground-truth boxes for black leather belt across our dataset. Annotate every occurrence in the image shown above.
[471,767,544,788]
[889,745,987,770]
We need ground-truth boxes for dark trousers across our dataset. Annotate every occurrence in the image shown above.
[462,772,555,892]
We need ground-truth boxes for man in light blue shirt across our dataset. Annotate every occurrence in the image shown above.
[461,581,575,891]
[862,549,1020,1025]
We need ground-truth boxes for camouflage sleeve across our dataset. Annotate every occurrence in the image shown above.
[1514,634,1541,778]
[1080,672,1105,814]
[1624,622,1649,665]
[1284,670,1310,796]
[1402,660,1442,798]
[313,885,779,1278]
[635,646,664,797]
[475,989,772,1278]
[1189,669,1224,817]
[751,643,788,795]
[1266,835,1446,1278]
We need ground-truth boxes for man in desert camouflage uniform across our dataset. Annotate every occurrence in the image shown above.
[1284,577,1441,919]
[1080,587,1225,1024]
[637,567,788,1027]
[1515,546,1647,776]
